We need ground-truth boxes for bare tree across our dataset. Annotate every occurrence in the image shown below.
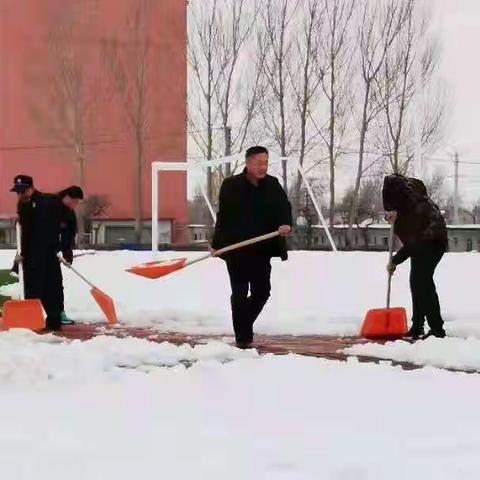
[26,3,102,245]
[103,0,155,243]
[424,167,446,205]
[189,0,265,207]
[214,0,263,177]
[257,0,300,190]
[374,0,444,175]
[317,0,355,227]
[82,194,110,244]
[287,0,326,215]
[347,0,405,247]
[188,0,224,202]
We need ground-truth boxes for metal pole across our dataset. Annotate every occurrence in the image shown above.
[151,163,159,253]
[296,161,337,252]
[453,152,459,224]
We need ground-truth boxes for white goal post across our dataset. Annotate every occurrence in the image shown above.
[151,154,337,253]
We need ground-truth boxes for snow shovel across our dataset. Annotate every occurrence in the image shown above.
[360,224,408,339]
[1,223,45,331]
[127,231,281,279]
[58,254,118,325]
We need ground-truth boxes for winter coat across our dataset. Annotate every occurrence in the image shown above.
[211,169,293,260]
[382,174,447,264]
[18,191,76,265]
[59,203,78,264]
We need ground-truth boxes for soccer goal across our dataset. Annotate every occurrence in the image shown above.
[151,154,337,253]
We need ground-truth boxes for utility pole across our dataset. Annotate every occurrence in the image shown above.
[453,151,459,224]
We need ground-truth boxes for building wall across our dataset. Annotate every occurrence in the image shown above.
[0,0,187,238]
[295,226,480,252]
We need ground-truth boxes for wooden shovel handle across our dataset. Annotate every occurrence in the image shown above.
[215,231,280,256]
[185,231,282,268]
[386,224,395,309]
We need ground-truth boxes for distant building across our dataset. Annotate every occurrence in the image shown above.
[301,224,480,252]
[0,0,188,245]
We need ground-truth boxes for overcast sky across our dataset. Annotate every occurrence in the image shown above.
[431,0,480,203]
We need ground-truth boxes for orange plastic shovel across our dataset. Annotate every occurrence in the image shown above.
[360,224,408,339]
[58,254,117,325]
[127,231,281,279]
[1,223,45,331]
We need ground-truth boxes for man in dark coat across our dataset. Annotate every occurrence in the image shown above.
[10,175,83,331]
[211,146,293,348]
[11,185,83,325]
[383,174,447,339]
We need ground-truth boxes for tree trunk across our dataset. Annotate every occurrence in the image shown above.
[328,68,336,228]
[224,125,232,177]
[134,128,143,244]
[348,86,369,248]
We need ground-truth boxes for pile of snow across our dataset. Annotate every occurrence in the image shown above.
[1,347,480,478]
[0,329,257,386]
[344,336,480,371]
[1,250,480,337]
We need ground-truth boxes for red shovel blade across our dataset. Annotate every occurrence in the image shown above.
[126,258,187,279]
[1,299,45,331]
[91,287,117,325]
[360,307,408,340]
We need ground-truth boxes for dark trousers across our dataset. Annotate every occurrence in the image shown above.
[226,256,272,342]
[410,249,445,333]
[24,255,64,330]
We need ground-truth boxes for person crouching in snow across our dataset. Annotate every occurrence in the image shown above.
[211,146,293,349]
[383,174,447,340]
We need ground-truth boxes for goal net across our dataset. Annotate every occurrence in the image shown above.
[151,154,337,252]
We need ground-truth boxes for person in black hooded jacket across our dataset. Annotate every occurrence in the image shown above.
[383,174,447,339]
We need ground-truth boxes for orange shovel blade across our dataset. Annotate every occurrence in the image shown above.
[1,299,45,331]
[126,258,187,279]
[91,287,118,325]
[360,307,408,340]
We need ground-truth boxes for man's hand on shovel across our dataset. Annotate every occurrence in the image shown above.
[387,262,397,275]
[278,225,291,237]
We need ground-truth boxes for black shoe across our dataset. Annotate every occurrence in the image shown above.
[421,330,446,340]
[235,339,253,349]
[405,326,425,340]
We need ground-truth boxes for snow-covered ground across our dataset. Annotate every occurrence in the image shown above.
[2,252,480,478]
[345,336,480,371]
[1,249,479,338]
[1,330,480,479]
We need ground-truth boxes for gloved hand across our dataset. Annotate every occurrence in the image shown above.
[62,251,73,265]
[11,259,19,274]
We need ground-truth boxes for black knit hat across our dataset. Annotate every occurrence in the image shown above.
[59,186,84,200]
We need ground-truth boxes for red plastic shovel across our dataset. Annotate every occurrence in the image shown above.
[360,224,408,339]
[127,231,281,279]
[58,254,118,325]
[0,223,45,331]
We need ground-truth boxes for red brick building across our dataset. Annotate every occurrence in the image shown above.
[0,0,187,245]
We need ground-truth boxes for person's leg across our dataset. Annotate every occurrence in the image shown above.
[422,250,445,337]
[42,257,63,331]
[408,257,426,337]
[226,257,251,345]
[246,256,272,336]
[411,251,445,338]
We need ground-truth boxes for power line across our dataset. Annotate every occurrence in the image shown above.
[0,138,125,152]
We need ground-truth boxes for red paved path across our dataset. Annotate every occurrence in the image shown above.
[58,324,433,371]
